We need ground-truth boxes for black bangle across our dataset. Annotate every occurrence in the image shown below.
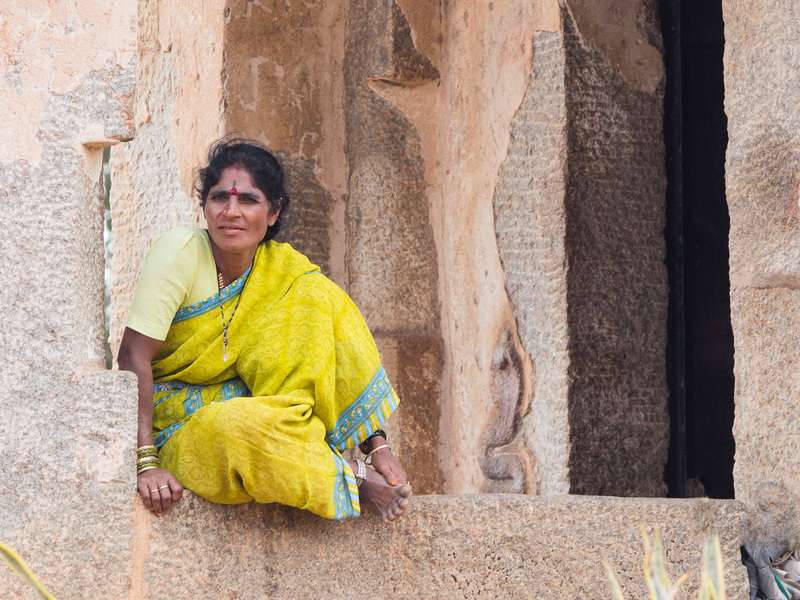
[359,429,387,454]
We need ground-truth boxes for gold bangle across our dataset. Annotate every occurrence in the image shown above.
[136,445,158,459]
[136,457,160,466]
[136,464,159,475]
[364,444,390,465]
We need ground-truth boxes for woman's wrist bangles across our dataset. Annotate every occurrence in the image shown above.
[359,429,387,455]
[136,445,161,475]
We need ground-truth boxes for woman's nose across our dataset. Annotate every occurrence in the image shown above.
[223,198,242,216]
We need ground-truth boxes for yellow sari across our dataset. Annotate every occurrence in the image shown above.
[150,241,399,519]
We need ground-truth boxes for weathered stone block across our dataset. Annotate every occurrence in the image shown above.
[723,0,800,547]
[724,0,800,283]
[139,494,748,599]
[493,29,570,496]
[345,0,440,334]
[0,371,138,600]
[563,6,668,497]
[730,287,800,545]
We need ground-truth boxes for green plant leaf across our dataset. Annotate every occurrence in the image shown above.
[701,535,726,600]
[648,531,678,600]
[603,559,627,600]
[699,574,718,600]
[0,542,56,600]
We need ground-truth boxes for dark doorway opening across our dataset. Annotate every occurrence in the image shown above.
[662,0,735,498]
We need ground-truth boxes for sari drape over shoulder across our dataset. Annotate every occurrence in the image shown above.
[150,241,399,519]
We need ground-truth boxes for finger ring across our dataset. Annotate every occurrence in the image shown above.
[158,485,169,490]
[149,489,158,494]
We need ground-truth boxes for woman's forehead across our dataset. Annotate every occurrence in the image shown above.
[212,167,256,188]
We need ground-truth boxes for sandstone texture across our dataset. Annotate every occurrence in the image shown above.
[136,494,749,600]
[562,4,668,497]
[0,3,138,598]
[724,0,800,546]
[5,0,794,596]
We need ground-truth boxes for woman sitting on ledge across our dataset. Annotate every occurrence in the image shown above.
[118,139,412,522]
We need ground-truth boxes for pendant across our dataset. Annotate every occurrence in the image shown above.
[223,345,228,362]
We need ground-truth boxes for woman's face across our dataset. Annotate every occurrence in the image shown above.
[204,166,278,257]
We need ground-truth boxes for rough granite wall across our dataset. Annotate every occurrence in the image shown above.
[109,0,224,352]
[724,0,800,545]
[563,3,668,496]
[137,494,750,600]
[222,0,343,275]
[492,30,569,495]
[344,0,444,494]
[0,2,138,598]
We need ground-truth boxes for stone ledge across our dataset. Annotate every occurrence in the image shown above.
[138,494,749,600]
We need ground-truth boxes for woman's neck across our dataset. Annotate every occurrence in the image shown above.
[209,239,257,287]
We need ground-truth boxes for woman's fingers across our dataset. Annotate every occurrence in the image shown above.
[158,484,172,512]
[138,480,154,511]
[138,469,183,516]
[149,486,164,516]
[170,478,184,503]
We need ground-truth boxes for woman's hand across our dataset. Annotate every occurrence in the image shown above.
[365,439,408,487]
[137,468,183,516]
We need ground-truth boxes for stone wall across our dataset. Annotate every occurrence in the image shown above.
[105,0,670,499]
[108,0,224,352]
[563,2,668,496]
[135,494,749,600]
[724,0,800,545]
[0,2,139,598]
[6,0,779,596]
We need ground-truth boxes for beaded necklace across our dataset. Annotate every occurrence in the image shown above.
[217,267,245,362]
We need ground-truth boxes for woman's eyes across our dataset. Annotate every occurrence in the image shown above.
[208,193,261,203]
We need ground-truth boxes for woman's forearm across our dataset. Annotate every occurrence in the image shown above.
[119,351,156,446]
[118,328,163,448]
[132,358,155,447]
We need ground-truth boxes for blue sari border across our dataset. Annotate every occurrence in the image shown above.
[154,421,185,450]
[326,365,399,452]
[330,446,361,519]
[152,377,252,450]
[171,265,252,323]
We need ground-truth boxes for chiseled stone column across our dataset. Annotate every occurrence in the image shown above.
[0,2,138,598]
[344,0,444,493]
[493,1,669,497]
[724,0,800,544]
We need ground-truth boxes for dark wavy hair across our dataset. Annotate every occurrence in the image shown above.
[196,139,290,243]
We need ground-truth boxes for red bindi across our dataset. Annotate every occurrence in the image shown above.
[230,179,238,196]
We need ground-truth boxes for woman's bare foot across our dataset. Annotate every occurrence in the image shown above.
[367,444,408,487]
[350,460,412,523]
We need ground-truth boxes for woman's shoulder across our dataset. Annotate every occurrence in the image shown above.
[290,268,353,310]
[143,228,211,275]
[148,227,208,256]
